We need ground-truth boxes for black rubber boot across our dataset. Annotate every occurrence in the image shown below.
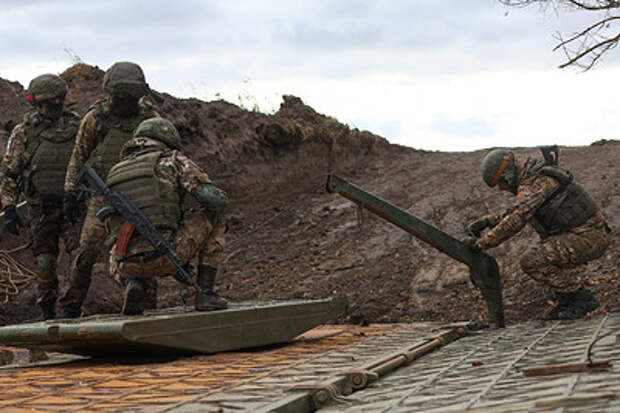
[122,278,146,316]
[143,277,158,311]
[61,304,81,319]
[557,289,599,320]
[36,279,58,321]
[195,265,228,311]
[545,291,573,320]
[40,300,56,320]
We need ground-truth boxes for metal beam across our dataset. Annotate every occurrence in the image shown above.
[326,175,504,328]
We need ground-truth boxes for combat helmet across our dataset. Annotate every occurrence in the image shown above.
[481,148,515,187]
[133,117,182,150]
[26,74,67,104]
[103,61,149,99]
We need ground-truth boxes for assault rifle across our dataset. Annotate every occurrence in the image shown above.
[75,165,199,290]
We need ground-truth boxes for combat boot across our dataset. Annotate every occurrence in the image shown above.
[60,304,81,319]
[557,289,599,320]
[122,278,146,316]
[195,265,228,311]
[39,300,56,320]
[545,291,573,320]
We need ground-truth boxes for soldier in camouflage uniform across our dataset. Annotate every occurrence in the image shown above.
[467,148,611,319]
[103,118,228,315]
[59,62,159,318]
[0,74,81,319]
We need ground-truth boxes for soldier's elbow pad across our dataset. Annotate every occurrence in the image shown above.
[197,184,228,215]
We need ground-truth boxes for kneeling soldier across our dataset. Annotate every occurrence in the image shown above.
[104,117,228,315]
[468,148,611,320]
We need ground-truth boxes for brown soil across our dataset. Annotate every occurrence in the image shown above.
[0,64,618,326]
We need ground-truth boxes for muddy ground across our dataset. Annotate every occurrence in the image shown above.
[0,64,618,326]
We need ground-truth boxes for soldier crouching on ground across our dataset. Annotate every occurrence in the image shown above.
[59,61,159,318]
[466,148,611,320]
[103,118,228,315]
[0,74,81,320]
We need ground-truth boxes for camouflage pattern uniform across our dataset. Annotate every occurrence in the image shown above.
[476,157,610,293]
[1,109,81,314]
[58,99,158,315]
[107,137,226,280]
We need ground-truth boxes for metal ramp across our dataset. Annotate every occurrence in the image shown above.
[0,297,347,356]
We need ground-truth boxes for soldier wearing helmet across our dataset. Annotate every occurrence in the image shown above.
[59,62,159,318]
[467,147,611,320]
[0,73,81,319]
[103,118,228,315]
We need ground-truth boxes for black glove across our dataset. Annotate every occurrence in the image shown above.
[3,205,23,236]
[63,191,79,224]
[466,217,489,238]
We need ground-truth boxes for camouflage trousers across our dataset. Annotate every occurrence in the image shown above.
[109,212,226,281]
[520,212,610,293]
[59,195,109,310]
[26,198,79,305]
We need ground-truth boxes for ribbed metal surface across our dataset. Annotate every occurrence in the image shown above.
[0,325,397,412]
[321,313,620,412]
[0,315,617,412]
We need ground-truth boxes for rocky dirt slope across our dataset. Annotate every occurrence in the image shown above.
[0,64,617,326]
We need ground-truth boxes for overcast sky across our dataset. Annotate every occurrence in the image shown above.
[1,0,618,151]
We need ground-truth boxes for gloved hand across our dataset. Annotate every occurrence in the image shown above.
[466,217,490,238]
[463,236,480,250]
[63,191,79,224]
[3,205,23,236]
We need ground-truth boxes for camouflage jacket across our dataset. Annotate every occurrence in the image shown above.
[476,158,604,249]
[477,158,554,249]
[1,110,79,207]
[64,100,158,193]
[118,137,221,210]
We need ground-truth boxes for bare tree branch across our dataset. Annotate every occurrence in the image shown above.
[501,0,620,69]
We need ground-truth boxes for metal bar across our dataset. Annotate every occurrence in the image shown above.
[259,325,470,413]
[383,329,509,413]
[523,360,612,377]
[326,175,505,328]
[349,326,469,390]
[327,175,470,264]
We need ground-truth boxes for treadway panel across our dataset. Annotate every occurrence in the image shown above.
[0,297,347,355]
[0,324,398,412]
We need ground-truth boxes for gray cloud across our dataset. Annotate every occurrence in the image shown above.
[1,0,609,83]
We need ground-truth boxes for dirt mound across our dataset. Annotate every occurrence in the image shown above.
[0,64,617,326]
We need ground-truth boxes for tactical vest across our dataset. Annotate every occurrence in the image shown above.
[105,148,181,237]
[526,163,597,237]
[21,111,80,200]
[87,101,157,179]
